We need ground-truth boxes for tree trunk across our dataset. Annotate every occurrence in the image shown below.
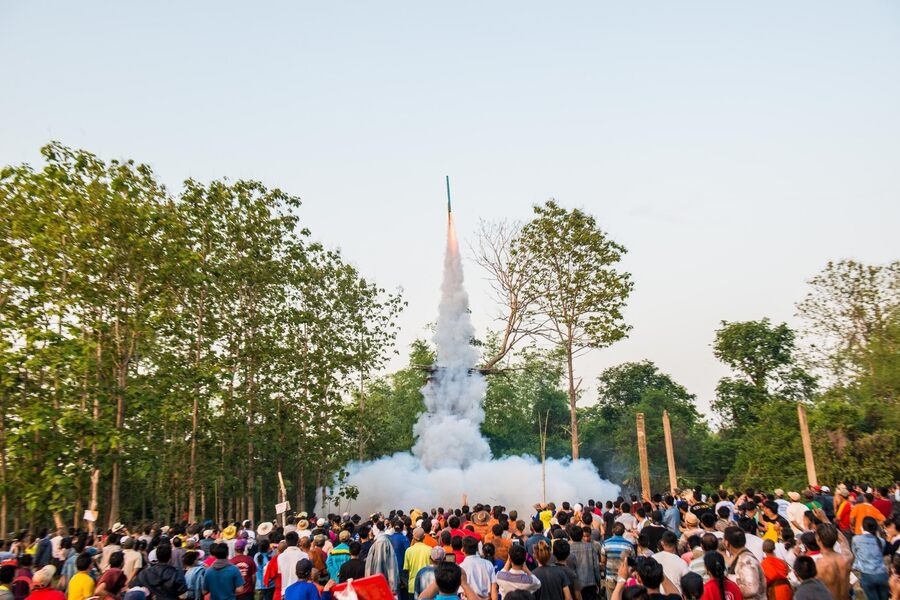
[297,467,306,512]
[0,390,7,540]
[188,288,206,524]
[108,363,126,530]
[565,343,580,459]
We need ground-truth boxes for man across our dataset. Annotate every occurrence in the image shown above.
[67,553,96,600]
[689,491,713,521]
[357,526,373,562]
[814,523,851,600]
[661,496,681,537]
[203,543,244,600]
[365,521,399,593]
[129,544,188,600]
[550,540,579,600]
[872,487,893,520]
[633,557,680,600]
[283,559,335,600]
[772,490,790,520]
[485,525,511,562]
[170,537,186,572]
[793,556,834,600]
[122,537,144,582]
[326,531,352,582]
[413,547,446,599]
[496,544,541,597]
[569,528,600,600]
[33,530,53,571]
[614,503,636,533]
[459,536,497,600]
[850,493,885,535]
[526,521,547,557]
[418,561,480,600]
[389,519,411,596]
[723,526,765,600]
[817,487,836,522]
[230,539,257,600]
[337,542,365,584]
[699,514,724,540]
[404,529,434,600]
[642,511,668,552]
[787,492,810,533]
[738,518,765,561]
[760,502,790,537]
[275,532,309,593]
[651,531,688,594]
[27,566,64,600]
[600,523,634,599]
[100,533,123,573]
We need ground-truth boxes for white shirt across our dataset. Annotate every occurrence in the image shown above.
[278,546,310,590]
[652,550,689,593]
[774,499,790,519]
[744,535,765,561]
[616,513,637,532]
[460,555,496,598]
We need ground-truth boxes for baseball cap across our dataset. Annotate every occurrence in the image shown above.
[430,546,446,561]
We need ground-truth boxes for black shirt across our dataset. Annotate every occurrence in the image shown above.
[533,565,571,600]
[642,524,667,553]
[338,558,366,583]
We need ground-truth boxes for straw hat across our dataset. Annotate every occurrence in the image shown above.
[111,522,126,533]
[297,519,309,530]
[257,522,274,537]
[222,525,237,540]
[683,511,699,527]
[472,511,490,525]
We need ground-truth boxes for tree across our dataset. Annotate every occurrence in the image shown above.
[512,200,632,459]
[712,319,815,431]
[797,260,900,383]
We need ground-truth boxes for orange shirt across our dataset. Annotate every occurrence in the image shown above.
[422,535,438,548]
[850,502,885,534]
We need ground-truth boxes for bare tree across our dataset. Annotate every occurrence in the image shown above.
[471,219,543,369]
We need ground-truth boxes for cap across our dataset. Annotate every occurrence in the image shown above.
[316,518,326,527]
[413,527,426,541]
[295,558,313,579]
[33,566,56,587]
[821,486,831,493]
[235,539,247,552]
[430,546,446,561]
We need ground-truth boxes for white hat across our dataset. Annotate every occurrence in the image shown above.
[821,486,831,493]
[112,522,126,533]
[257,522,274,537]
[574,503,583,513]
[203,529,213,538]
[316,518,326,527]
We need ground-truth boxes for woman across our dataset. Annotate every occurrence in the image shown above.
[681,572,705,600]
[700,551,742,600]
[254,539,275,600]
[852,516,890,600]
[532,541,573,600]
[760,540,791,600]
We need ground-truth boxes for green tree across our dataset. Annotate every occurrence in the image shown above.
[512,200,633,459]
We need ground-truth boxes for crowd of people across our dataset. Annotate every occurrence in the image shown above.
[0,483,898,600]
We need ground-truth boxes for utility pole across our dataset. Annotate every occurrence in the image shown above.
[662,410,678,493]
[636,413,651,502]
[797,404,818,487]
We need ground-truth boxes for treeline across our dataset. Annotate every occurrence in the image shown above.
[0,143,403,536]
[364,206,900,493]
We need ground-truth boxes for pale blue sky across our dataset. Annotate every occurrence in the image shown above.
[3,1,899,417]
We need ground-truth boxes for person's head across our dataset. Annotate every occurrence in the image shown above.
[210,543,228,560]
[482,543,495,561]
[183,551,199,568]
[737,517,757,536]
[509,543,527,567]
[552,539,570,562]
[440,530,451,546]
[660,530,678,552]
[799,531,819,553]
[533,540,551,566]
[885,515,900,538]
[794,556,817,582]
[704,550,727,599]
[448,516,460,529]
[700,513,716,530]
[621,502,632,514]
[285,531,299,547]
[492,524,503,537]
[635,557,664,591]
[435,562,462,594]
[0,565,15,586]
[701,532,719,552]
[612,522,625,537]
[681,572,704,600]
[762,539,776,555]
[450,535,463,551]
[622,586,649,600]
[462,536,478,556]
[155,543,172,564]
[717,506,730,520]
[862,516,880,536]
[724,526,745,550]
[815,523,838,550]
[75,552,92,572]
[295,558,313,581]
[650,510,663,524]
[570,527,584,542]
[109,550,124,569]
[531,520,543,534]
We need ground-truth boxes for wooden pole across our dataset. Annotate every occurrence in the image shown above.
[662,410,678,493]
[797,404,818,487]
[277,471,288,527]
[539,410,549,505]
[636,413,651,502]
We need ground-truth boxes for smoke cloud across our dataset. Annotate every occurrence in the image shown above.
[318,215,619,516]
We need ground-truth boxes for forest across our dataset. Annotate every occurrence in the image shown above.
[1,143,897,536]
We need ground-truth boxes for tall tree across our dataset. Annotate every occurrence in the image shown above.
[512,200,632,458]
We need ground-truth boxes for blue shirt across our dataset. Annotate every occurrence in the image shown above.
[852,533,888,576]
[203,561,245,600]
[662,507,681,537]
[389,532,410,574]
[254,552,273,590]
[284,581,332,600]
[602,536,636,579]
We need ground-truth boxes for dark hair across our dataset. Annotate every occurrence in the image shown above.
[816,523,838,550]
[799,531,819,552]
[482,543,495,561]
[504,592,534,600]
[621,502,632,513]
[724,526,745,549]
[210,543,228,559]
[660,530,678,549]
[612,522,626,537]
[348,541,361,556]
[184,551,200,567]
[700,513,716,528]
[570,527,584,542]
[0,565,15,585]
[448,516,460,529]
[450,535,463,551]
[701,533,719,552]
[531,520,544,533]
[285,531,299,547]
[704,551,727,600]
[650,510,663,523]
[440,530,451,545]
[862,516,880,536]
[509,543,526,566]
[155,543,173,563]
[794,556,817,581]
[687,534,702,550]
[622,586,649,600]
[109,550,125,569]
[435,562,462,594]
[462,536,478,556]
[492,524,503,536]
[552,539,570,562]
[76,552,93,571]
[681,572,704,600]
[636,557,664,589]
[717,506,730,519]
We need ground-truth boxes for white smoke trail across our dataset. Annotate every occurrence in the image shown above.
[318,214,619,516]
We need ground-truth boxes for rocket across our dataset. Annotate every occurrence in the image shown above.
[445,175,452,218]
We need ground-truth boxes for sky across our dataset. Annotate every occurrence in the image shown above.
[2,1,899,419]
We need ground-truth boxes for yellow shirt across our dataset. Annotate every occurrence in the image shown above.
[67,571,95,600]
[403,541,434,593]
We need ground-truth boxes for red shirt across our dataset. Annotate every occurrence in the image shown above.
[450,528,482,541]
[27,588,66,600]
[701,578,744,600]
[231,555,257,596]
[872,498,893,519]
